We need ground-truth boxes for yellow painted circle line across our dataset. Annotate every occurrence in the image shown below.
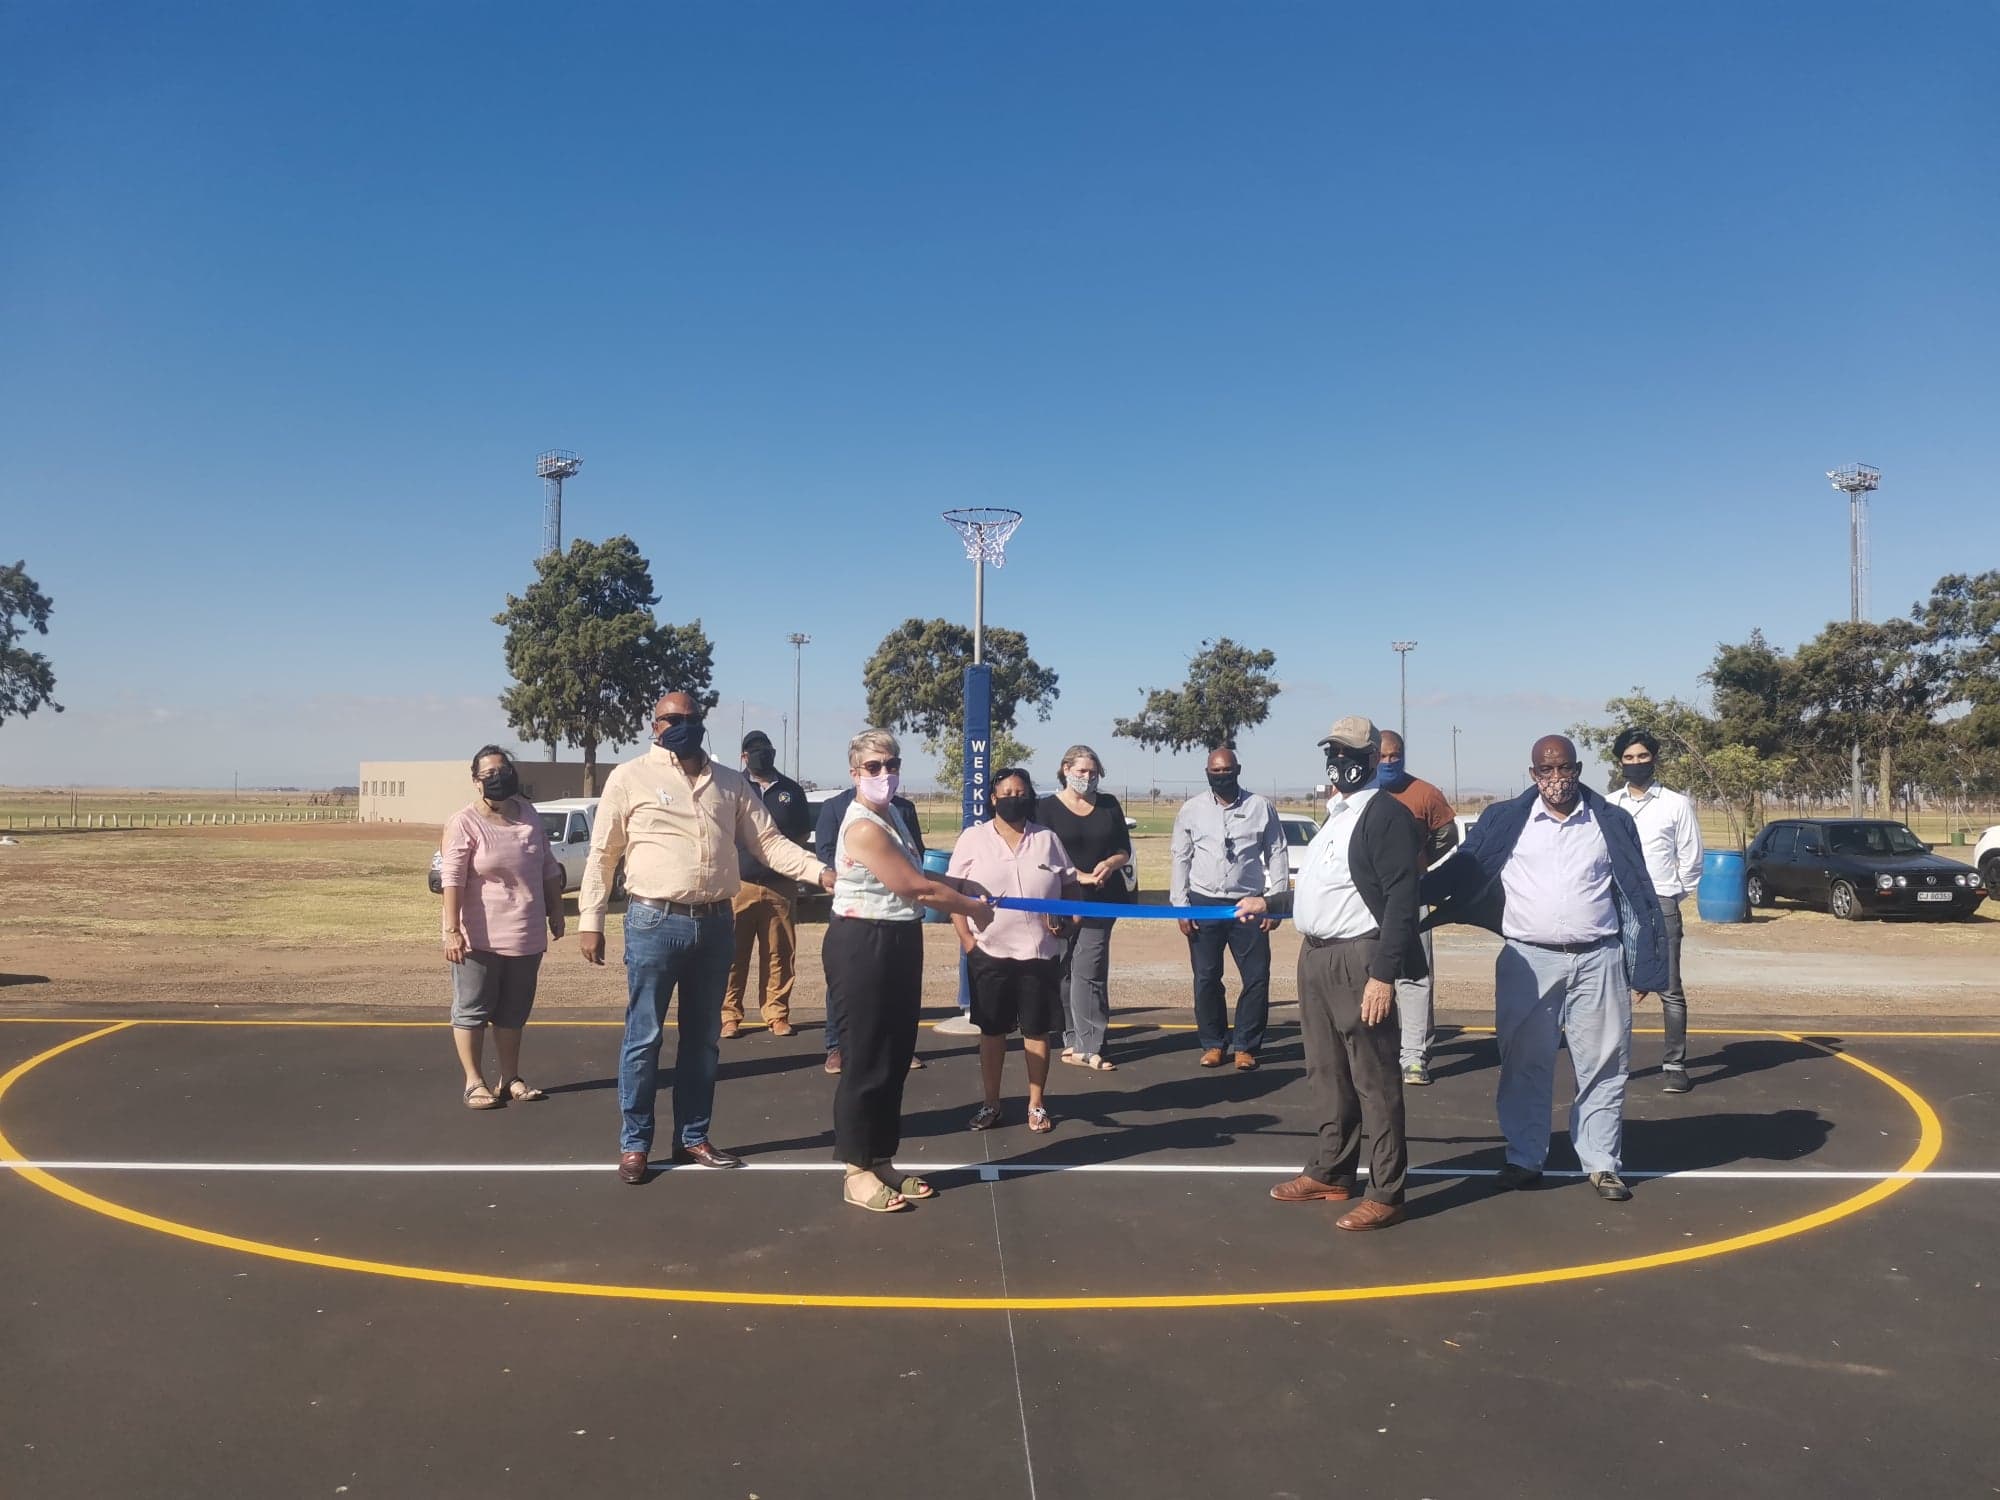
[0,1023,1944,1312]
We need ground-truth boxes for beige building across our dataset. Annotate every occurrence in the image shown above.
[357,758,605,825]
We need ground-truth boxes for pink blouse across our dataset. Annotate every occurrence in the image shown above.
[440,800,563,957]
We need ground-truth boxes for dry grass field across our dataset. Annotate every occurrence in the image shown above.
[3,816,1994,1019]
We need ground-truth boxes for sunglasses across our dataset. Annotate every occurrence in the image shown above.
[853,757,903,775]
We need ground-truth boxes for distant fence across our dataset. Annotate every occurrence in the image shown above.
[3,809,361,831]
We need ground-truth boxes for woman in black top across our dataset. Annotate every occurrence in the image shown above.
[1035,744,1133,1069]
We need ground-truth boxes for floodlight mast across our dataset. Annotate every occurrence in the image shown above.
[1391,641,1418,745]
[537,450,583,558]
[787,633,811,782]
[1826,464,1880,815]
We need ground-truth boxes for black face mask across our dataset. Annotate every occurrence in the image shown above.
[993,796,1033,826]
[656,716,705,756]
[1207,772,1241,800]
[480,766,520,802]
[1623,761,1656,787]
[1326,748,1374,793]
[745,748,776,776]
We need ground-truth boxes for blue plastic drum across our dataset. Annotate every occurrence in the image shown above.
[1696,848,1749,924]
[921,848,952,923]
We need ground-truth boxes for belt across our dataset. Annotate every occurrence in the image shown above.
[1512,935,1616,954]
[628,896,731,918]
[1303,930,1379,949]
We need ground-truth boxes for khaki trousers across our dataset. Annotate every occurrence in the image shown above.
[722,881,797,1024]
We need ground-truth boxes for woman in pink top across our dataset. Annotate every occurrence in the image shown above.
[949,768,1081,1134]
[440,746,566,1110]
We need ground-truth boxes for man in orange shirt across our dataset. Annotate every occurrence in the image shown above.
[1374,731,1457,1086]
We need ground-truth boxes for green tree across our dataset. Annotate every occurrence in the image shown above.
[936,729,1035,786]
[1573,690,1790,846]
[1916,570,2000,754]
[1791,619,1950,813]
[861,619,1059,786]
[1112,638,1280,754]
[0,561,62,727]
[494,536,717,795]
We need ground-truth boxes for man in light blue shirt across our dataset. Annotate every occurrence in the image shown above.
[1169,746,1289,1070]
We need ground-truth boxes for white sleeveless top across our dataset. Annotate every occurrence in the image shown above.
[834,802,923,923]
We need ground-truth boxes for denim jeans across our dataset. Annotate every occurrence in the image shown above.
[619,905,734,1155]
[1658,898,1688,1070]
[1185,893,1271,1055]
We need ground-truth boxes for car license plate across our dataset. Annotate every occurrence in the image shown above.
[1917,891,1952,902]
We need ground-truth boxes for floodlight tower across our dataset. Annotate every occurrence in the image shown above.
[1827,463,1880,814]
[787,633,811,781]
[537,450,583,558]
[1391,641,1418,745]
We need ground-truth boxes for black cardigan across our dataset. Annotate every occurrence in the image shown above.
[1263,793,1427,984]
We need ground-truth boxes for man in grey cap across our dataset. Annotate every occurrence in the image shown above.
[1237,717,1426,1230]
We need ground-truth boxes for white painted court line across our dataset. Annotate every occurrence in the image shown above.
[4,1160,1997,1181]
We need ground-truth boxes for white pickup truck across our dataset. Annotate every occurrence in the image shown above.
[428,797,622,897]
[1977,825,2000,899]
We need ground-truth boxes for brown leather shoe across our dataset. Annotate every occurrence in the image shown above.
[1198,1048,1227,1068]
[720,1021,741,1040]
[768,1020,795,1038]
[618,1151,650,1185]
[1335,1199,1405,1231]
[1234,1051,1258,1072]
[1269,1173,1352,1203]
[824,1049,843,1075]
[672,1140,745,1169]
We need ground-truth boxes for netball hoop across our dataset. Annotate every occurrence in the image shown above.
[941,507,1023,666]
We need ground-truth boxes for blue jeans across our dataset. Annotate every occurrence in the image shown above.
[619,905,734,1155]
[1186,893,1271,1055]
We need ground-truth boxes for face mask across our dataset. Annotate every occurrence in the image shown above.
[656,716,705,755]
[1326,748,1373,793]
[1207,772,1241,800]
[993,796,1032,826]
[1539,772,1579,807]
[1623,761,1656,787]
[1065,773,1099,797]
[1374,756,1405,786]
[745,748,776,776]
[856,771,900,804]
[480,766,520,802]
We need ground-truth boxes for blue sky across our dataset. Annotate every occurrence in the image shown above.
[3,3,1995,800]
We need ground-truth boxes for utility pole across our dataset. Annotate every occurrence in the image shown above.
[1451,724,1462,807]
[787,633,811,782]
[1391,641,1418,745]
[1827,464,1880,815]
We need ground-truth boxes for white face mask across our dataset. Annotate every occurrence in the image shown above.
[1065,772,1099,796]
[856,771,900,804]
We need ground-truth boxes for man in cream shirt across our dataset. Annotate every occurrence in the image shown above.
[580,691,833,1184]
[1607,729,1704,1095]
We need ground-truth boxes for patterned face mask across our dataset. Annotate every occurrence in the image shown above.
[1065,773,1099,797]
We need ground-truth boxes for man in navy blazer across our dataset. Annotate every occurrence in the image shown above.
[1423,735,1668,1201]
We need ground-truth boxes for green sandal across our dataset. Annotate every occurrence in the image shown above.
[874,1160,935,1200]
[843,1173,909,1214]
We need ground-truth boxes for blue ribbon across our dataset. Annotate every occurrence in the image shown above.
[989,895,1244,922]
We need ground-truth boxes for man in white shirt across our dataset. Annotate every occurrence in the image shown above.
[1608,729,1704,1095]
[1236,718,1425,1231]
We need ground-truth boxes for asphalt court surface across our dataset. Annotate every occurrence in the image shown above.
[2,1008,1996,1498]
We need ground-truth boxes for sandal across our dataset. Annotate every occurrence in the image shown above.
[1084,1055,1117,1072]
[1027,1105,1053,1134]
[843,1172,909,1214]
[1059,1051,1088,1067]
[498,1077,547,1102]
[463,1082,503,1111]
[874,1160,935,1200]
[968,1103,1003,1132]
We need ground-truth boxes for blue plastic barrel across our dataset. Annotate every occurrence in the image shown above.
[1696,849,1748,924]
[921,848,952,923]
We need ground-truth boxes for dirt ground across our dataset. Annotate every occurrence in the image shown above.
[3,822,1994,1019]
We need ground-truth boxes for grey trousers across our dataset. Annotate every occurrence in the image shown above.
[1059,918,1115,1059]
[1395,922,1436,1068]
[1658,898,1688,1071]
[1494,937,1631,1175]
[1297,934,1407,1205]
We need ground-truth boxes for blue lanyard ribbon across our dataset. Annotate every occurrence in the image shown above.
[989,895,1243,922]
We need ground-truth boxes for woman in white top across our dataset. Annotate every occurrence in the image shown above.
[824,729,993,1213]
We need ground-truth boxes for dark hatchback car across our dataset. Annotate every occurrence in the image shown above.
[1746,818,1986,921]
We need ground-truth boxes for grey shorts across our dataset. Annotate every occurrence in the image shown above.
[450,951,544,1029]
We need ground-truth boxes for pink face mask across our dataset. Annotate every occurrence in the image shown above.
[856,771,900,804]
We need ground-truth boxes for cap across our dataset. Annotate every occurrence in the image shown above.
[742,730,775,752]
[1318,716,1380,753]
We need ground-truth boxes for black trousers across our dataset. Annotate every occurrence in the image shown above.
[822,915,924,1167]
[1297,934,1408,1205]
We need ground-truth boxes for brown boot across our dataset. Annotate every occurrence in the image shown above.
[768,1019,795,1038]
[1269,1174,1352,1203]
[1335,1200,1405,1231]
[1198,1048,1227,1068]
